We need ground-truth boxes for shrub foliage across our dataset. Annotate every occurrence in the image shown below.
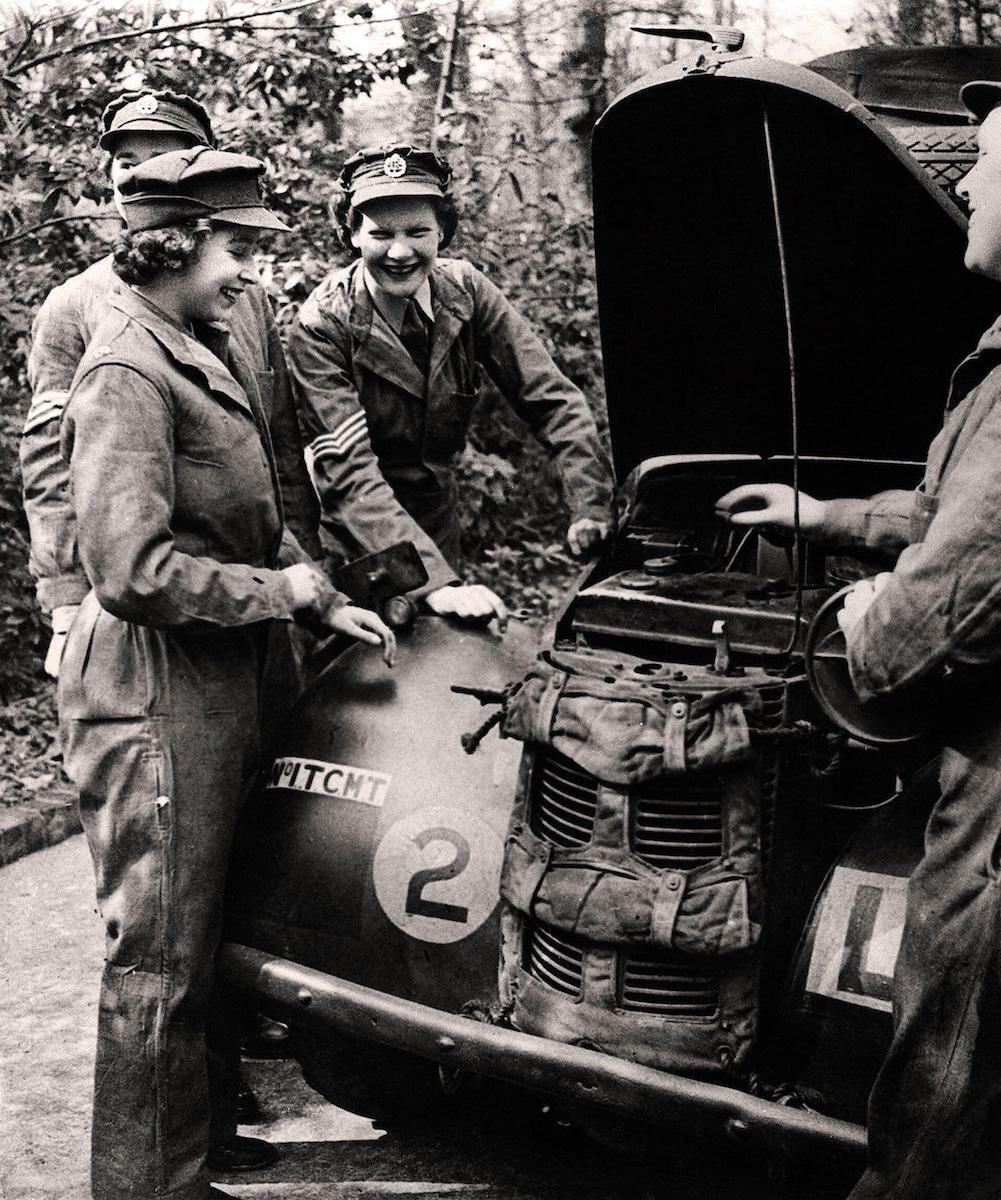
[0,1,610,699]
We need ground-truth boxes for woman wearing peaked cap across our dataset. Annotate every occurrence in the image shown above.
[717,79,1001,1200]
[59,146,394,1200]
[20,89,320,684]
[288,144,615,625]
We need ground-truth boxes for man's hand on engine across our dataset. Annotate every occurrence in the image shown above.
[837,573,891,636]
[567,518,610,558]
[715,483,827,536]
[426,584,509,629]
[44,604,80,679]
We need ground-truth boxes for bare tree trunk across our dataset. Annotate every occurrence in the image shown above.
[511,0,549,201]
[898,0,933,42]
[400,0,444,140]
[431,1,464,151]
[950,0,962,43]
[561,0,608,195]
[971,0,986,44]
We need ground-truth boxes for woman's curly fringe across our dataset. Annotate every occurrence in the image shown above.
[112,219,214,286]
[330,188,460,250]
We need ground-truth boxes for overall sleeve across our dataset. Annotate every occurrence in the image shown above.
[288,304,459,595]
[467,265,615,525]
[20,289,91,611]
[261,300,322,561]
[64,363,297,629]
[821,490,915,555]
[846,401,1001,699]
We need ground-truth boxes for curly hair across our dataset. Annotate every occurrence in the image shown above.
[331,188,459,251]
[112,219,214,286]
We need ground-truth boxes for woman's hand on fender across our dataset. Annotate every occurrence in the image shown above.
[715,483,827,535]
[325,605,397,667]
[426,584,509,629]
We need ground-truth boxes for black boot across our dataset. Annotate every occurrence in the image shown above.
[207,1134,280,1173]
[240,1012,292,1060]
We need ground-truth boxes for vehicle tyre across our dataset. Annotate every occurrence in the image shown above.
[292,1023,460,1126]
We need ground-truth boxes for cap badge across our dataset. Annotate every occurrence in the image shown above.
[383,153,407,179]
[136,95,159,116]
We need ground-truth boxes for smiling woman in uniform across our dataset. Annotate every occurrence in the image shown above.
[58,147,394,1200]
[288,144,616,625]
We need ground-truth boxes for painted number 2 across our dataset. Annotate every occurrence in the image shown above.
[405,827,471,924]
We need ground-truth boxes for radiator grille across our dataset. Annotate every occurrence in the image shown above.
[619,949,720,1018]
[530,749,598,848]
[523,921,585,997]
[631,775,724,869]
[523,921,721,1018]
[522,680,785,1018]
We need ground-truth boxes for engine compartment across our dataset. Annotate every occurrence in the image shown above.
[562,455,922,666]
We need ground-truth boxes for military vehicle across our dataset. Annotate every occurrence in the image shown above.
[221,31,1001,1165]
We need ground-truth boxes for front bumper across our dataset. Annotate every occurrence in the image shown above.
[220,942,865,1162]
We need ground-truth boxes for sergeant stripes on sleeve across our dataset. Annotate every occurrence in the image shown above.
[23,388,71,435]
[307,410,369,462]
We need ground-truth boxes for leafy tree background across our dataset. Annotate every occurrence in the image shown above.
[0,0,626,708]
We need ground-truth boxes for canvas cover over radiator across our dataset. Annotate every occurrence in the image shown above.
[495,647,784,1075]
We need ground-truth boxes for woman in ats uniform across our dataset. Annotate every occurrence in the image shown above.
[58,146,393,1200]
[288,144,616,625]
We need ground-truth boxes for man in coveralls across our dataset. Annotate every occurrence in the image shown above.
[716,79,1001,1200]
[20,89,319,679]
[19,92,313,1169]
[288,145,615,624]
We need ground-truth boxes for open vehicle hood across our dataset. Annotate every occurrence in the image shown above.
[591,54,1001,483]
[806,45,1001,121]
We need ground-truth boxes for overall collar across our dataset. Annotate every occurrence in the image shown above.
[111,287,252,415]
[363,267,433,333]
[346,260,473,400]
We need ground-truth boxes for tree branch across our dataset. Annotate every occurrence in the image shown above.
[0,210,120,250]
[6,0,325,79]
[3,12,38,74]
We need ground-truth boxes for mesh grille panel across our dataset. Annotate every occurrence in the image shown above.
[523,921,585,997]
[619,949,720,1017]
[531,749,598,847]
[632,775,724,869]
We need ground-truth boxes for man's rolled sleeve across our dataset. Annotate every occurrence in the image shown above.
[846,415,1001,699]
[289,308,459,595]
[64,365,297,628]
[466,264,615,525]
[821,490,914,556]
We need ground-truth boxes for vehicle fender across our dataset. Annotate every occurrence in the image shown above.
[228,616,540,1016]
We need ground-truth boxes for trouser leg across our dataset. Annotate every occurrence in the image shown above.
[67,696,259,1200]
[848,742,1001,1200]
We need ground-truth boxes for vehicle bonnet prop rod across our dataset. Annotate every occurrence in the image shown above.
[762,103,805,658]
